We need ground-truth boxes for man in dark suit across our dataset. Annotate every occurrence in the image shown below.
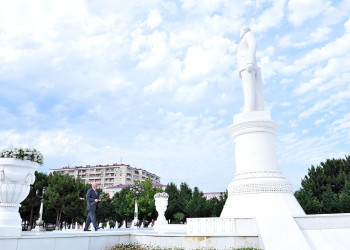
[84,182,100,231]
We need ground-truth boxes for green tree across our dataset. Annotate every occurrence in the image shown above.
[320,185,339,213]
[178,182,192,217]
[62,177,89,225]
[173,212,185,223]
[339,181,350,213]
[185,187,207,218]
[112,187,134,226]
[294,188,320,214]
[164,182,180,222]
[137,178,163,222]
[300,156,350,200]
[20,171,48,230]
[295,156,350,214]
[45,172,77,229]
[205,192,228,217]
[96,191,114,224]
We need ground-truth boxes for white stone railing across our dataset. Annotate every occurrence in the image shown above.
[187,217,258,236]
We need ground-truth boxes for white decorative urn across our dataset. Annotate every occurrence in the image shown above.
[154,192,169,225]
[0,158,38,236]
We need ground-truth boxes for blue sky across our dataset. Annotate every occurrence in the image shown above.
[0,0,349,192]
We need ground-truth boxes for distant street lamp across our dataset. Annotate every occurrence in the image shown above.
[130,182,144,228]
[32,187,46,232]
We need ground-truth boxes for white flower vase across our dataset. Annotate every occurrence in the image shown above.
[0,158,38,236]
[154,193,168,226]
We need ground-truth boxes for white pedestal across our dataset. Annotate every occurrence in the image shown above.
[221,111,305,218]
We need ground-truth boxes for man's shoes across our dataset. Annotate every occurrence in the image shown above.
[95,227,101,231]
[84,229,91,231]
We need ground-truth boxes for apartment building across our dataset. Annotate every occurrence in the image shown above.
[203,192,226,200]
[103,183,166,198]
[49,163,161,188]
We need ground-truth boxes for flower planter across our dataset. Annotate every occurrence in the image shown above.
[154,192,168,226]
[0,158,38,236]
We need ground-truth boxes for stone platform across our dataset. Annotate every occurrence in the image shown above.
[187,213,350,250]
[1,214,350,249]
[0,226,259,250]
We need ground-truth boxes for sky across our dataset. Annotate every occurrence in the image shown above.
[0,0,350,193]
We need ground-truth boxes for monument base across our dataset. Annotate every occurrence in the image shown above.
[221,110,304,218]
[221,192,305,218]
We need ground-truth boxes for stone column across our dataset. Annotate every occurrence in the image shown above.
[220,111,305,218]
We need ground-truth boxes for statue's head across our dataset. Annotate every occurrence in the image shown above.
[240,26,251,39]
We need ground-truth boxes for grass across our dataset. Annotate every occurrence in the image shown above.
[107,243,260,250]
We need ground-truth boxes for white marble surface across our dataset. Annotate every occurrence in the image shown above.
[2,215,350,250]
[256,216,310,250]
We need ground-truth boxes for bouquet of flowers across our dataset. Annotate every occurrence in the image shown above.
[0,146,44,165]
[90,192,109,205]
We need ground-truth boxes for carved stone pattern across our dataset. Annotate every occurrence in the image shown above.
[235,171,282,179]
[229,121,278,139]
[228,183,292,195]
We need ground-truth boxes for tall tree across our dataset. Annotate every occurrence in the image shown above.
[112,187,134,226]
[62,177,89,225]
[137,178,163,221]
[295,156,350,214]
[185,187,207,218]
[205,192,228,217]
[339,181,350,213]
[164,182,180,222]
[20,171,48,230]
[294,188,320,214]
[300,156,350,200]
[95,191,114,224]
[178,182,192,217]
[320,185,339,213]
[45,172,76,229]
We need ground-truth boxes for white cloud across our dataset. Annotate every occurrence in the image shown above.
[279,26,331,49]
[182,37,233,80]
[284,32,350,74]
[251,0,286,32]
[310,26,332,43]
[181,0,223,14]
[144,77,166,94]
[146,9,163,29]
[259,56,285,79]
[294,56,350,95]
[287,0,330,26]
[299,85,350,119]
[281,102,292,107]
[176,80,208,103]
[137,31,169,69]
[315,118,325,125]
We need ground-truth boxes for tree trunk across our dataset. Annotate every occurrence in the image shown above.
[28,207,34,230]
[55,211,59,230]
[55,209,62,230]
[58,210,62,228]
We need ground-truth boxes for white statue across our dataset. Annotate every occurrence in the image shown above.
[237,26,265,112]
